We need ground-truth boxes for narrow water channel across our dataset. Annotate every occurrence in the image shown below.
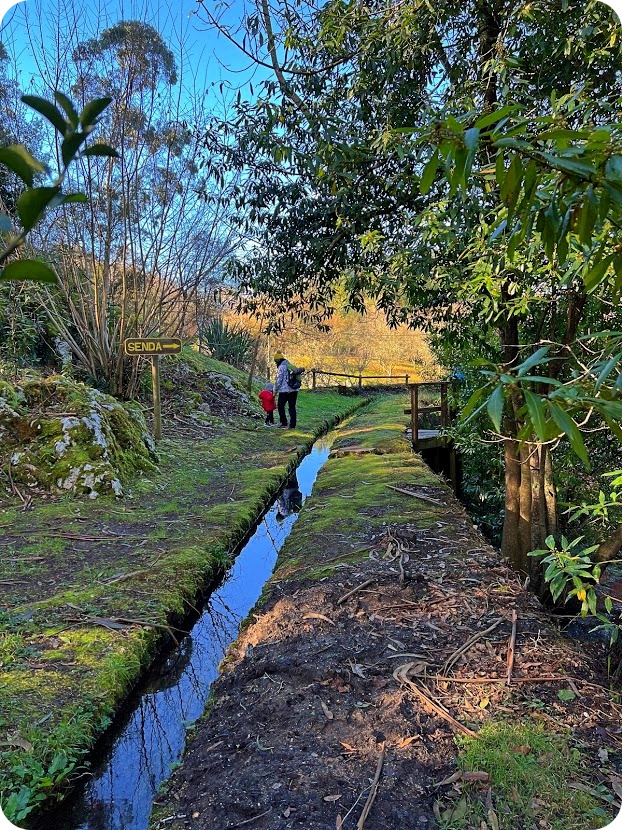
[49,439,333,830]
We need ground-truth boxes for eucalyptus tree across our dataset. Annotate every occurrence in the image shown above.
[20,0,239,397]
[200,0,622,585]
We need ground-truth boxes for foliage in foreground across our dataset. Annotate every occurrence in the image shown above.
[0,91,116,283]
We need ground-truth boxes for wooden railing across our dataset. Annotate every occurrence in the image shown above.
[310,369,410,389]
[405,381,451,449]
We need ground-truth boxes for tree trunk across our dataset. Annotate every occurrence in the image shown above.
[501,434,524,570]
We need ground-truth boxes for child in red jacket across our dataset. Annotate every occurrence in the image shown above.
[258,382,277,425]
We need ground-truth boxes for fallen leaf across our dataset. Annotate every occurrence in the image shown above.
[513,745,532,755]
[336,816,343,830]
[87,616,129,631]
[3,735,33,751]
[463,772,490,783]
[436,771,463,787]
[488,807,499,830]
[192,812,200,819]
[598,748,609,763]
[397,735,419,749]
[303,613,335,626]
[340,742,356,752]
[510,785,521,803]
[283,807,291,818]
[557,689,576,702]
[321,701,334,720]
[323,794,341,802]
[479,697,490,709]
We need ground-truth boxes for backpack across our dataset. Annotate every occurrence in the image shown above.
[287,365,304,390]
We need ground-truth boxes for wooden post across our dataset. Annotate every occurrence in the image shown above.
[152,355,162,442]
[411,384,419,449]
[440,382,449,431]
[405,375,409,386]
[312,369,316,389]
[358,374,363,388]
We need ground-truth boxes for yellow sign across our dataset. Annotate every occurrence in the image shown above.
[124,338,182,356]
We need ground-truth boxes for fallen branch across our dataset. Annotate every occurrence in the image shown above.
[230,809,272,828]
[394,662,477,737]
[386,485,444,505]
[506,610,518,686]
[356,742,386,830]
[337,578,376,605]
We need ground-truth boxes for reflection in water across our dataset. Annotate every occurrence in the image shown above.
[54,441,332,830]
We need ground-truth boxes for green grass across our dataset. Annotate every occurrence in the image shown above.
[434,722,609,830]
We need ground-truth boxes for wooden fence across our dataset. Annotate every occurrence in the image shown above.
[309,369,410,389]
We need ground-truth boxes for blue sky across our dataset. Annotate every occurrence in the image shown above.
[0,0,265,114]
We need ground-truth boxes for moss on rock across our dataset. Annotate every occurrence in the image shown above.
[0,377,157,499]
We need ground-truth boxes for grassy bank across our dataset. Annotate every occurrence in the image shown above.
[0,378,366,825]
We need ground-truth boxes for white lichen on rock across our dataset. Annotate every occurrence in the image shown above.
[0,376,158,499]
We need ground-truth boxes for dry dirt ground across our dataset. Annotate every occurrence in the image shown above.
[151,399,622,830]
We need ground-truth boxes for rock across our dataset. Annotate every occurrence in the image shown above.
[0,377,158,499]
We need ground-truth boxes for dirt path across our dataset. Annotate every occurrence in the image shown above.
[0,391,363,825]
[152,397,621,830]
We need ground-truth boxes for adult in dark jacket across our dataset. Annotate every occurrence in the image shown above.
[274,351,298,429]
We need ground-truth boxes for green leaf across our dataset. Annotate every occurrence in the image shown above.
[0,259,57,283]
[548,401,590,468]
[464,127,480,154]
[474,105,518,130]
[557,689,576,702]
[500,154,523,213]
[461,385,490,423]
[79,96,113,128]
[595,355,619,390]
[536,128,589,141]
[21,95,67,134]
[486,384,504,433]
[54,92,79,128]
[61,133,89,168]
[605,155,622,183]
[538,152,595,178]
[584,254,614,293]
[81,143,119,159]
[495,151,505,189]
[59,193,88,205]
[524,390,547,439]
[517,346,551,377]
[420,150,439,195]
[16,186,61,233]
[0,145,47,186]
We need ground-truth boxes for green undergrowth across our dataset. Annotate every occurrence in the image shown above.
[438,721,607,830]
[0,372,366,824]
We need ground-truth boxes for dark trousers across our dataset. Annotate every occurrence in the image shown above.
[278,392,298,427]
[265,410,274,424]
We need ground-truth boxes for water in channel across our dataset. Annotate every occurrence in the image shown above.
[51,439,333,830]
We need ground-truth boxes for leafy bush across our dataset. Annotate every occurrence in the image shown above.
[198,317,255,369]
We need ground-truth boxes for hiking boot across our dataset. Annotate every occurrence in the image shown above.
[278,423,288,428]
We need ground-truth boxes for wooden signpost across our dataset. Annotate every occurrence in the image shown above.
[124,338,182,441]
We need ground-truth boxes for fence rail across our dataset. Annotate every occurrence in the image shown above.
[310,369,410,389]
